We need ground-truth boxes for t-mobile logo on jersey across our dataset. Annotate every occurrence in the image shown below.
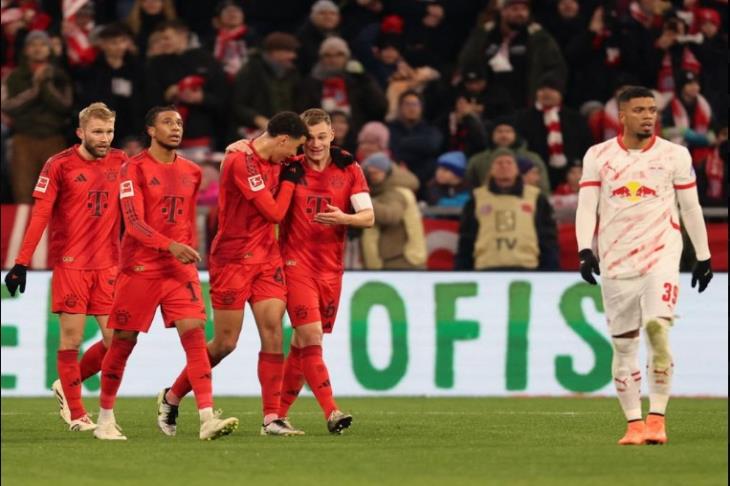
[161,195,185,223]
[305,195,332,218]
[87,191,110,217]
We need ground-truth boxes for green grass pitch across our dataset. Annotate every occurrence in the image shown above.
[1,396,727,486]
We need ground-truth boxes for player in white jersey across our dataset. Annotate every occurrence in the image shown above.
[575,86,713,446]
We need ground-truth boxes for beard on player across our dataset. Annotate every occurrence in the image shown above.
[82,140,110,159]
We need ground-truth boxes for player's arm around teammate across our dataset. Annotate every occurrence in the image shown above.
[4,103,124,432]
[277,109,374,434]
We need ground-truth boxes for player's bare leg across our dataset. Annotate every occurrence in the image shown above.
[612,328,645,445]
[252,298,297,436]
[54,313,97,431]
[95,329,138,440]
[644,317,673,445]
[159,309,243,436]
[175,318,238,441]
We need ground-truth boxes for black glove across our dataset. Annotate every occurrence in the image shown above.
[330,146,355,169]
[280,161,305,184]
[691,258,713,293]
[578,249,600,285]
[4,264,27,296]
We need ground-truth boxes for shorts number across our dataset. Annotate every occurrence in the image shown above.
[186,281,199,302]
[661,282,678,305]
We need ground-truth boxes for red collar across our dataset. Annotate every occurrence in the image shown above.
[617,133,656,153]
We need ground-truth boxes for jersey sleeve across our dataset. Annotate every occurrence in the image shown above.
[119,162,173,251]
[579,146,601,188]
[230,152,268,200]
[349,163,370,196]
[32,157,63,201]
[189,166,201,250]
[673,146,697,190]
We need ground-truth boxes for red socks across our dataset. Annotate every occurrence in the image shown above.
[179,328,213,410]
[258,352,284,417]
[57,350,85,420]
[170,349,220,402]
[79,340,107,381]
[278,346,305,417]
[99,338,136,410]
[301,345,337,419]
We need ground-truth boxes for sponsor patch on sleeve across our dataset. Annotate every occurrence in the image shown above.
[120,180,134,198]
[248,174,265,192]
[34,176,50,193]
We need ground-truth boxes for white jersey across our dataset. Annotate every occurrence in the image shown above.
[580,136,696,279]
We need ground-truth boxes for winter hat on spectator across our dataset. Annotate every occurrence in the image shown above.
[536,74,565,95]
[362,152,393,173]
[215,0,243,16]
[263,32,300,52]
[319,36,350,58]
[502,0,530,8]
[311,0,339,16]
[437,151,467,178]
[490,147,517,161]
[462,62,487,82]
[358,122,390,150]
[516,157,535,175]
[492,115,516,129]
[24,30,51,47]
[695,8,721,28]
[1,8,23,24]
[381,14,405,34]
[676,70,700,93]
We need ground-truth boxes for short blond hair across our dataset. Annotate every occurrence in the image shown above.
[300,108,331,127]
[79,102,116,128]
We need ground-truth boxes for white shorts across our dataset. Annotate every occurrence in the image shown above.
[601,270,679,336]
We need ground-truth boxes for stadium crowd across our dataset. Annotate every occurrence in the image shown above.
[1,0,727,270]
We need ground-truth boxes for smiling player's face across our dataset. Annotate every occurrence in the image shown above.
[149,111,183,149]
[619,97,657,140]
[304,122,335,164]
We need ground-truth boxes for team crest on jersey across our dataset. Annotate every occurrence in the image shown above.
[64,294,78,308]
[120,180,134,198]
[34,176,50,193]
[329,175,345,189]
[248,174,265,192]
[610,181,657,202]
[115,309,131,325]
[105,169,118,181]
[294,305,308,321]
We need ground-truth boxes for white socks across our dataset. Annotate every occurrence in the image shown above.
[98,408,115,425]
[646,318,674,415]
[612,337,642,421]
[199,407,214,423]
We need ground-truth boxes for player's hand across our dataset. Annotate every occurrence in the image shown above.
[168,241,201,265]
[330,146,355,169]
[314,204,350,226]
[4,264,27,296]
[691,258,713,293]
[578,249,600,285]
[280,161,305,184]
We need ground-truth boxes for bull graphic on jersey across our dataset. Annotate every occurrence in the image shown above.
[610,181,658,202]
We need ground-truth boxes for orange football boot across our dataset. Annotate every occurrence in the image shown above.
[644,414,668,445]
[618,420,646,445]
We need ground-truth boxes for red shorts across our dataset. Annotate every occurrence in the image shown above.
[286,271,342,333]
[51,266,118,315]
[209,258,287,310]
[107,270,206,333]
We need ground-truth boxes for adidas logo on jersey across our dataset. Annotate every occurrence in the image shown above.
[74,174,87,183]
[150,177,161,186]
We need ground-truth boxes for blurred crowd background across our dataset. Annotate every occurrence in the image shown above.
[0,0,727,271]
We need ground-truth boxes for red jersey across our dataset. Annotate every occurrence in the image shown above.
[210,140,283,264]
[17,145,126,269]
[280,161,369,276]
[119,150,201,276]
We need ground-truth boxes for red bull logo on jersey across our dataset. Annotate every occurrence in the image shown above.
[610,181,657,202]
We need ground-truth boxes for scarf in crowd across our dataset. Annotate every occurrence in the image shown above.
[704,146,724,200]
[657,48,701,93]
[213,25,248,80]
[629,1,664,29]
[536,101,567,168]
[671,93,713,162]
[63,19,96,67]
[321,76,351,114]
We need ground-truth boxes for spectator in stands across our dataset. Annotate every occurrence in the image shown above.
[464,117,550,194]
[456,149,558,271]
[61,2,96,68]
[205,0,256,82]
[553,162,582,195]
[426,151,470,209]
[454,62,513,122]
[360,151,427,270]
[339,0,385,44]
[662,70,715,164]
[439,89,488,158]
[618,0,667,89]
[331,110,357,155]
[356,120,390,162]
[363,29,404,90]
[232,32,300,135]
[119,135,144,157]
[652,16,703,95]
[296,36,387,134]
[74,23,143,146]
[383,56,440,122]
[514,75,591,188]
[2,31,72,204]
[1,7,30,74]
[296,0,342,76]
[126,0,177,57]
[519,157,543,191]
[458,0,567,109]
[693,8,726,122]
[144,20,226,150]
[696,127,727,208]
[388,89,443,195]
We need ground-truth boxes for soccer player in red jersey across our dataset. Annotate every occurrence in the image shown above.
[93,106,238,441]
[4,102,124,432]
[277,109,374,434]
[157,111,308,437]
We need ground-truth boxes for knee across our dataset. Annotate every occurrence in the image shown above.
[212,338,237,358]
[645,317,673,369]
[611,336,640,375]
[59,330,83,350]
[297,327,323,347]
